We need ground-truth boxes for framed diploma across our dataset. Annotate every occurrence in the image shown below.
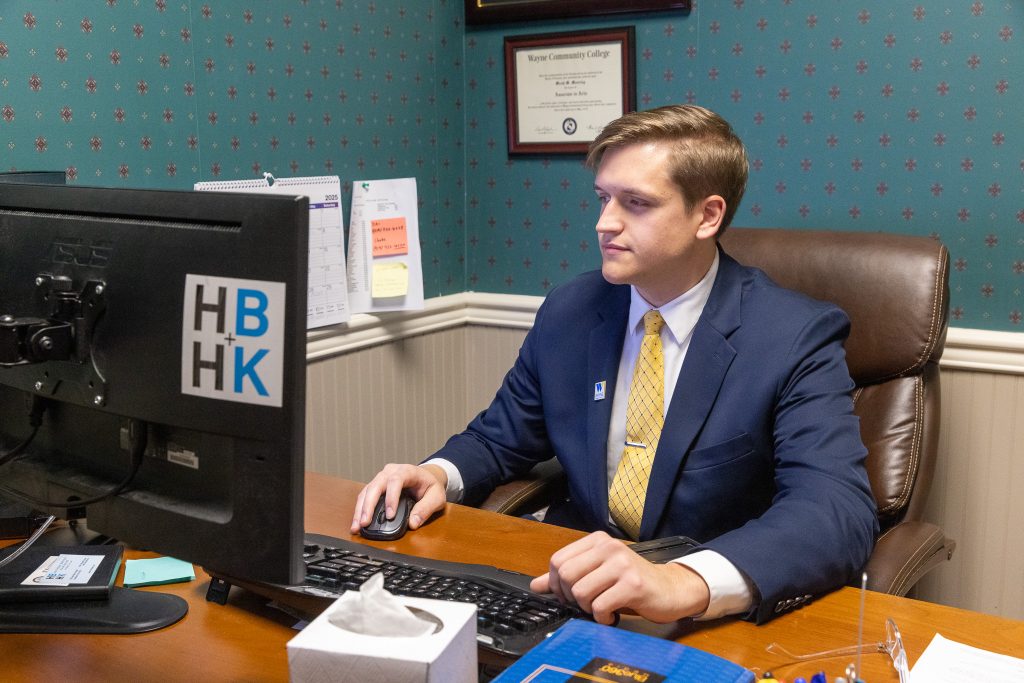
[504,27,636,155]
[466,0,690,25]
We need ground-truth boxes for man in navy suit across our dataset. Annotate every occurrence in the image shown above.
[352,105,877,625]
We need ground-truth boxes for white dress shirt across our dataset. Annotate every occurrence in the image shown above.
[433,251,754,620]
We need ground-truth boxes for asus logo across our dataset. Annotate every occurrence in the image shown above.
[49,239,113,268]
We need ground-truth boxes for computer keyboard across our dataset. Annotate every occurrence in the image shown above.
[292,533,583,658]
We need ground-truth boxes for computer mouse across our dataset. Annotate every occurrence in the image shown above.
[359,492,413,541]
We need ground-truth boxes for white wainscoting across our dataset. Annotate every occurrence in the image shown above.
[305,293,1024,620]
[915,368,1024,619]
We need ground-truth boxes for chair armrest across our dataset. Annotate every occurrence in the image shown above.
[478,459,567,516]
[861,520,956,596]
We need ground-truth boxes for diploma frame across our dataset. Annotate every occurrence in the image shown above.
[504,27,636,155]
[466,0,690,25]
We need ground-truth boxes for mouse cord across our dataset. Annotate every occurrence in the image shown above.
[0,514,57,569]
[0,396,49,467]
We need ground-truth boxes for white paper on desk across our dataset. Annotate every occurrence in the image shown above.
[911,633,1024,681]
[195,175,351,328]
[347,177,423,315]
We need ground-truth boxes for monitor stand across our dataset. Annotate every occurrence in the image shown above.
[0,525,187,634]
[0,587,188,634]
[37,518,113,547]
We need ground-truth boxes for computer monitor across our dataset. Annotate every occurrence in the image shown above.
[0,170,66,185]
[0,184,309,593]
[0,174,67,530]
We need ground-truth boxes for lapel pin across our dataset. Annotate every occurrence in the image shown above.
[593,381,606,401]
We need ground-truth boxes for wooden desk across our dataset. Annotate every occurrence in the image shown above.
[4,472,1023,681]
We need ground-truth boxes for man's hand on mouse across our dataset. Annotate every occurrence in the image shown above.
[530,531,711,625]
[350,463,448,534]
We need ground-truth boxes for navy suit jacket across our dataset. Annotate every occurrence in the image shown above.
[430,246,878,623]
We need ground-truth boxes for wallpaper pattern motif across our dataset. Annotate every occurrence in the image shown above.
[2,1,1022,329]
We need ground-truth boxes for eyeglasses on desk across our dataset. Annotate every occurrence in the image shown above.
[764,617,909,683]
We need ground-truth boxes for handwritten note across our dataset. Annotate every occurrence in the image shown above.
[372,217,409,256]
[372,262,409,298]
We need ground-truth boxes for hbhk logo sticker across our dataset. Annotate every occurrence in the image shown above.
[181,274,286,407]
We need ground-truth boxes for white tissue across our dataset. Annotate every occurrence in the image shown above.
[327,573,437,638]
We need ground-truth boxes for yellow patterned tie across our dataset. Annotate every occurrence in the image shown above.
[608,310,665,540]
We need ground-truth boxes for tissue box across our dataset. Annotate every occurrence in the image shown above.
[287,596,477,683]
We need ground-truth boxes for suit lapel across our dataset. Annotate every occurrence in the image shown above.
[639,249,746,539]
[585,286,630,526]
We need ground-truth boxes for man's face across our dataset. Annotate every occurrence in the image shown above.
[594,141,717,306]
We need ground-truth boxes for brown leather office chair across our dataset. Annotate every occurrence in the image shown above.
[480,227,955,597]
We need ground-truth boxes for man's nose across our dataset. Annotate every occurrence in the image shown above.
[596,201,623,233]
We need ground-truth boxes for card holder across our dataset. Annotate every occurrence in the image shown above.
[0,544,122,603]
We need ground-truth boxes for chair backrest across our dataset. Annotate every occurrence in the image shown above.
[719,228,950,533]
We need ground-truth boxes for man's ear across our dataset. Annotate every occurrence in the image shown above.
[695,195,726,240]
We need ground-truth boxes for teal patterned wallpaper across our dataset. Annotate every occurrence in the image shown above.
[465,2,1023,330]
[2,2,1022,330]
[0,0,465,297]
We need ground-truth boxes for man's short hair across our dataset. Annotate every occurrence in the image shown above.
[586,104,749,231]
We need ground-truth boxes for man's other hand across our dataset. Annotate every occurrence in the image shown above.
[530,531,711,625]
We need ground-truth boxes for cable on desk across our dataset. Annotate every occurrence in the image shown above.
[0,514,56,569]
[0,395,48,467]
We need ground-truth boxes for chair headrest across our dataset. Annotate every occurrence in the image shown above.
[720,228,950,384]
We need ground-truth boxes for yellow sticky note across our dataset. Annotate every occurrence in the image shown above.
[372,262,409,298]
[371,217,408,257]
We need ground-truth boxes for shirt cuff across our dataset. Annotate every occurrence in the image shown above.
[425,458,464,503]
[672,549,754,620]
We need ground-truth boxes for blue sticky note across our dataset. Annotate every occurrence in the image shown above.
[123,557,195,587]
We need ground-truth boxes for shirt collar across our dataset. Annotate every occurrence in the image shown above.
[628,250,720,345]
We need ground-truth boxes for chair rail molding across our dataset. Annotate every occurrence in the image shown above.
[939,327,1024,375]
[305,293,1024,375]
